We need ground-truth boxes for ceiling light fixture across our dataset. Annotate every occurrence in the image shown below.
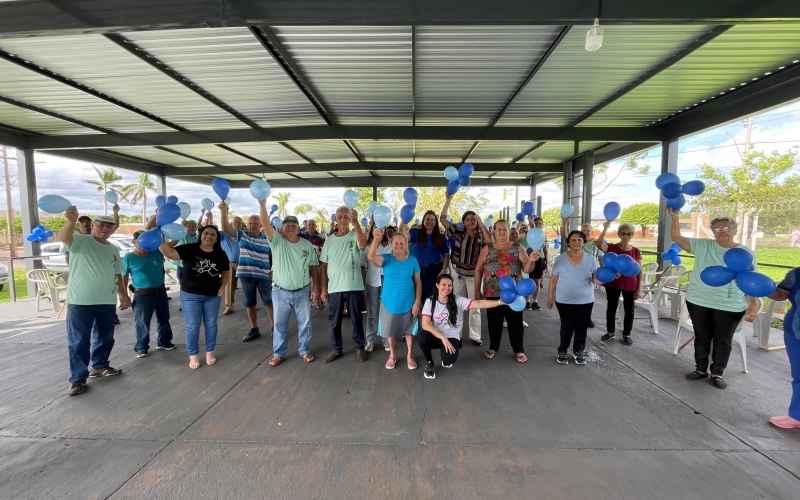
[586,18,604,51]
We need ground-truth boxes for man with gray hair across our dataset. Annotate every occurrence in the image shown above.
[320,206,368,363]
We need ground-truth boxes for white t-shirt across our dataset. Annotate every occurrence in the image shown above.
[361,243,391,287]
[421,295,473,339]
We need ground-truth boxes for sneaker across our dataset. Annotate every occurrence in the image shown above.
[424,361,436,379]
[522,321,529,327]
[136,351,149,358]
[156,344,177,350]
[441,361,453,368]
[407,357,418,370]
[574,350,586,365]
[385,358,396,370]
[364,343,374,352]
[89,366,122,378]
[384,343,390,352]
[242,328,261,342]
[557,352,569,365]
[525,302,532,311]
[531,302,542,311]
[67,380,87,396]
[114,316,121,325]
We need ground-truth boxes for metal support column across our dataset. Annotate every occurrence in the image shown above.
[17,149,39,295]
[536,196,542,218]
[657,140,679,270]
[581,151,594,225]
[155,175,167,197]
[372,186,378,202]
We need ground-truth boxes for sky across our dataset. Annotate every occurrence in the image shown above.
[4,100,800,221]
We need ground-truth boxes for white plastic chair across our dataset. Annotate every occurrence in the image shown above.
[754,299,787,350]
[27,269,67,317]
[641,262,661,286]
[660,269,690,319]
[614,277,669,334]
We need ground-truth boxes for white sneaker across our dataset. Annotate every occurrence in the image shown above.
[384,343,390,352]
[523,321,529,327]
[364,343,374,352]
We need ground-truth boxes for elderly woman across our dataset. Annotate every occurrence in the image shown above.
[368,227,422,370]
[668,210,760,389]
[475,219,539,362]
[402,210,450,300]
[547,230,602,365]
[768,267,800,428]
[596,221,643,345]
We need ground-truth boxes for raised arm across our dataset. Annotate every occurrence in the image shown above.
[159,236,180,261]
[398,220,410,238]
[350,209,367,249]
[667,206,691,252]
[259,199,273,241]
[596,221,610,252]
[218,201,235,238]
[112,203,120,229]
[473,246,488,300]
[145,214,157,230]
[59,206,78,248]
[439,193,455,231]
[476,215,493,242]
[560,216,569,242]
[367,227,386,267]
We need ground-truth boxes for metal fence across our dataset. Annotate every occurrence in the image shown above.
[703,199,800,249]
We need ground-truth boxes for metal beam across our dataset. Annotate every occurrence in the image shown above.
[27,126,666,150]
[161,161,564,177]
[593,142,659,165]
[208,175,537,190]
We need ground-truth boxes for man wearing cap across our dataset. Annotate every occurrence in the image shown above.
[171,219,199,282]
[220,202,274,340]
[320,206,368,363]
[58,208,131,396]
[221,215,243,315]
[300,219,325,308]
[440,193,493,345]
[262,201,320,367]
[122,223,174,358]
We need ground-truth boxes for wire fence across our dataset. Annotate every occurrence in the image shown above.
[703,199,800,248]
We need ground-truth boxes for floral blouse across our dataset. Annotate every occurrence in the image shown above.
[482,242,522,298]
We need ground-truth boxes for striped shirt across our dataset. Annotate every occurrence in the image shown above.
[236,231,271,280]
[446,225,486,277]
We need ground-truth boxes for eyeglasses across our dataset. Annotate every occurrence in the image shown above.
[712,226,734,233]
[619,232,634,236]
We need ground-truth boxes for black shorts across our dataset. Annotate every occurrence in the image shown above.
[532,257,545,279]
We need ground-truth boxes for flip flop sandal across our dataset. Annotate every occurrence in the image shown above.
[516,353,529,363]
[301,353,315,363]
[484,350,496,359]
[268,356,285,367]
[685,371,708,380]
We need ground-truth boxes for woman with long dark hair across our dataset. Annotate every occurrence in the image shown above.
[403,210,450,300]
[420,274,505,379]
[160,225,229,370]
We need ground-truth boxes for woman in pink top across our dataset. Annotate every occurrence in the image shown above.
[596,222,643,345]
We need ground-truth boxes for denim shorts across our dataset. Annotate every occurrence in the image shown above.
[240,277,273,307]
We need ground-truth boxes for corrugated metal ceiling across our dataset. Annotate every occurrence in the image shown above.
[0,101,102,136]
[104,146,208,167]
[284,139,359,162]
[467,141,539,162]
[224,142,307,164]
[516,141,605,163]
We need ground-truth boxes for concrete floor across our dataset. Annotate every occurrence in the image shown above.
[0,278,798,500]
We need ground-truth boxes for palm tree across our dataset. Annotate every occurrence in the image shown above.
[84,165,123,215]
[312,206,329,233]
[119,173,156,229]
[273,192,291,218]
[294,203,313,222]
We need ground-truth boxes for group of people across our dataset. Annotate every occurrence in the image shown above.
[56,193,800,431]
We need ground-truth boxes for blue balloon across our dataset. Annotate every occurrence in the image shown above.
[400,204,415,224]
[681,180,705,196]
[201,198,214,211]
[458,175,471,187]
[614,254,636,276]
[745,264,756,272]
[509,295,527,312]
[620,261,641,277]
[516,212,525,222]
[361,217,368,227]
[446,180,460,196]
[160,222,187,241]
[271,217,283,229]
[603,201,621,222]
[331,213,336,222]
[515,278,536,296]
[155,195,167,208]
[735,271,777,297]
[700,265,737,287]
[392,216,398,224]
[661,182,683,199]
[156,202,181,227]
[670,242,682,251]
[271,204,278,213]
[500,289,518,305]
[456,222,465,229]
[666,195,686,210]
[167,195,178,204]
[723,247,753,273]
[661,249,678,260]
[595,266,618,283]
[366,201,378,217]
[522,201,535,216]
[343,189,359,210]
[25,234,38,242]
[601,252,618,268]
[459,163,474,177]
[415,219,420,225]
[211,178,230,200]
[137,228,163,252]
[43,230,54,238]
[104,191,118,204]
[526,228,545,250]
[498,276,516,291]
[37,194,72,214]
[177,201,191,220]
[403,188,418,207]
[444,166,460,181]
[32,226,44,235]
[671,256,682,265]
[249,179,271,200]
[373,206,392,229]
[655,172,681,189]
[561,203,574,218]
[553,241,560,249]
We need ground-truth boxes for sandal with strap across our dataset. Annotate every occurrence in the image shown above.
[686,370,708,380]
[301,353,315,363]
[516,353,529,363]
[484,349,496,359]
[268,356,285,367]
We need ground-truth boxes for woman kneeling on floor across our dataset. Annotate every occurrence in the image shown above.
[420,274,505,379]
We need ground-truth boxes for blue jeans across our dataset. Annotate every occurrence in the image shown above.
[240,277,273,308]
[329,290,366,352]
[365,284,381,345]
[132,289,173,353]
[180,291,221,356]
[272,284,312,357]
[66,304,117,383]
[786,332,800,420]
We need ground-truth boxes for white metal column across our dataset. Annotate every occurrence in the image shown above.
[16,149,40,295]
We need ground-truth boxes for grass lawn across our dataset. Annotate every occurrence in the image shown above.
[0,270,29,303]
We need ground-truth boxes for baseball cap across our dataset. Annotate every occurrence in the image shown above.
[77,215,91,222]
[185,219,197,225]
[93,215,115,224]
[282,215,299,225]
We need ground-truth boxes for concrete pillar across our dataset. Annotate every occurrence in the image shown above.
[155,175,167,197]
[16,149,40,295]
[657,140,679,270]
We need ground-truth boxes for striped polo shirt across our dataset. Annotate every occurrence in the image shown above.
[447,225,486,277]
[236,231,271,280]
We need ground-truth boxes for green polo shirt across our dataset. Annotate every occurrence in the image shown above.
[65,234,123,305]
[266,231,319,290]
[687,238,755,313]
[320,230,365,293]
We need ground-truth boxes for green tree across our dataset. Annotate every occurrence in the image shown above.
[41,216,68,232]
[294,203,314,222]
[83,165,123,215]
[620,202,659,237]
[382,186,490,222]
[312,206,329,233]
[119,173,156,229]
[540,207,562,233]
[273,192,291,218]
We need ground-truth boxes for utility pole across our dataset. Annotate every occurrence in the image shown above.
[2,146,17,258]
[744,117,753,156]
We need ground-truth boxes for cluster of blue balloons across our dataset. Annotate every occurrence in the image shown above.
[26,225,53,242]
[661,242,683,266]
[249,179,272,201]
[596,253,641,284]
[138,195,187,252]
[444,163,474,196]
[553,235,561,250]
[656,173,705,211]
[400,188,418,224]
[516,201,537,222]
[499,276,537,311]
[700,247,777,297]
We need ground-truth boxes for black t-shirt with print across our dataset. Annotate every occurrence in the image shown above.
[176,244,230,296]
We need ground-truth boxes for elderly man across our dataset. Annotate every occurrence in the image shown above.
[440,193,492,345]
[59,208,131,396]
[320,206,368,363]
[262,201,320,367]
[220,202,274,340]
[220,215,243,315]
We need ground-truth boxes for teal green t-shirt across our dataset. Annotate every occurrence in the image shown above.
[173,234,199,267]
[583,241,603,259]
[266,231,319,290]
[123,250,165,289]
[65,234,124,305]
[686,238,756,312]
[320,231,365,293]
